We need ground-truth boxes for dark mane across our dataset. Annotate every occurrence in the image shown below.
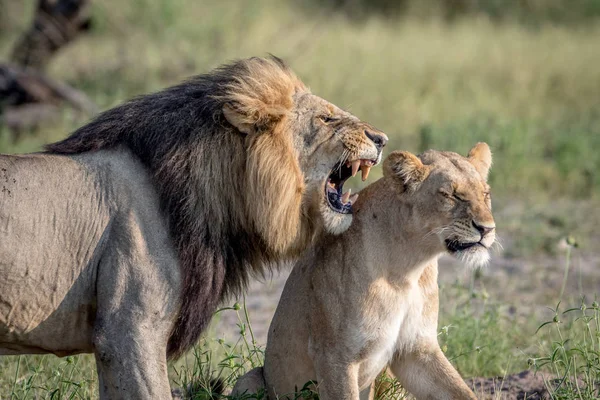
[46,56,304,359]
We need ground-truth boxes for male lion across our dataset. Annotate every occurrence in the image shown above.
[233,143,495,400]
[0,56,388,398]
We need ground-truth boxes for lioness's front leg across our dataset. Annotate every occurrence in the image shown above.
[389,341,477,400]
[312,356,361,400]
[231,367,266,397]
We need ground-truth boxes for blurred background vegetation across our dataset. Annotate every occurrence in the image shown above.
[312,0,600,25]
[1,1,599,397]
[3,0,599,256]
[2,0,599,201]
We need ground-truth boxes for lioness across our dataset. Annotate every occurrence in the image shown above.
[0,56,387,398]
[233,143,495,399]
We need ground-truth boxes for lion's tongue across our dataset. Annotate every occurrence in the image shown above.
[326,183,337,195]
[327,181,358,205]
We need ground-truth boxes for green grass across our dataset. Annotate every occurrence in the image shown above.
[529,300,600,399]
[3,354,97,399]
[1,258,597,399]
[438,282,526,378]
[1,1,600,399]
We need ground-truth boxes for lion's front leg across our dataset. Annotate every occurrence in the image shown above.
[92,219,181,399]
[94,325,172,399]
[359,386,374,400]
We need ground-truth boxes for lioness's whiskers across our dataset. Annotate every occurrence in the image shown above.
[492,235,504,251]
[422,225,451,241]
[414,225,451,248]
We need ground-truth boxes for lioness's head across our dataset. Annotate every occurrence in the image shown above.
[220,56,387,252]
[384,143,496,267]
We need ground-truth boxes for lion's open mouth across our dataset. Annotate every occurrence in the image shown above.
[325,159,376,214]
[445,240,484,253]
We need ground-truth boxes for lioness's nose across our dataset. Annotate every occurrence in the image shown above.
[364,130,388,150]
[472,221,495,237]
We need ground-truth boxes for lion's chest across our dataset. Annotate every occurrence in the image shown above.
[356,280,425,389]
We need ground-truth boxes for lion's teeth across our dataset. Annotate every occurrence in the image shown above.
[341,188,351,204]
[351,160,360,177]
[361,165,371,181]
[349,193,359,204]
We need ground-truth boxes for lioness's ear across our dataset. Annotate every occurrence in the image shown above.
[383,151,429,191]
[222,103,256,135]
[467,142,492,181]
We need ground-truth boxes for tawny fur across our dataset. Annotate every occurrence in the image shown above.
[233,143,495,400]
[0,56,386,399]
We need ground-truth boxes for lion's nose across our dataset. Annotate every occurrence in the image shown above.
[364,130,388,150]
[472,221,495,238]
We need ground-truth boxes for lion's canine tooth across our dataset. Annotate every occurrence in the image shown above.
[351,160,360,177]
[341,188,351,204]
[361,165,371,181]
[349,193,359,204]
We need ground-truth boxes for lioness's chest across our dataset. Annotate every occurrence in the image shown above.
[356,281,425,388]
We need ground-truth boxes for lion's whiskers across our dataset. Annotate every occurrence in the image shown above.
[334,149,351,180]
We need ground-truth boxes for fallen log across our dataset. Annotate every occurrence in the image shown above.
[0,63,97,134]
[11,0,92,71]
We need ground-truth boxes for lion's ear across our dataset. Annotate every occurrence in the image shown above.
[223,100,289,135]
[222,103,256,135]
[467,142,492,181]
[383,151,429,191]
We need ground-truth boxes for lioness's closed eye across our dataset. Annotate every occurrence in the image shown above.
[233,143,495,400]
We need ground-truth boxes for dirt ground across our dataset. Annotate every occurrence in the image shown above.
[467,370,550,399]
[211,248,600,346]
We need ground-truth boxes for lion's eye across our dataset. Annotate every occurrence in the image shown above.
[319,115,339,124]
